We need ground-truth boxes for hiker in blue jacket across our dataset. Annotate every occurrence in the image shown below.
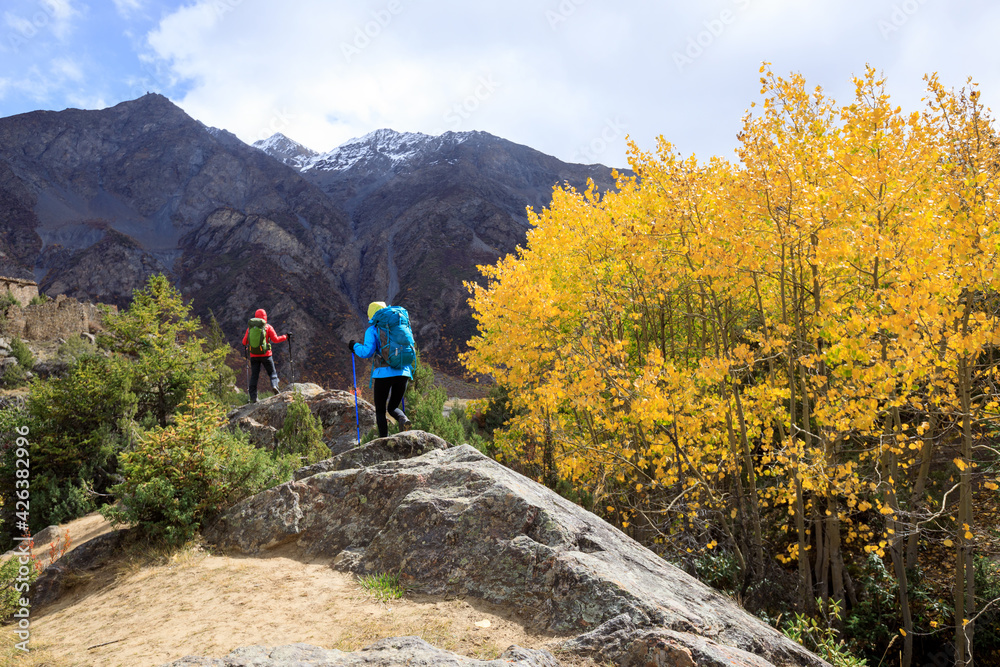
[349,301,413,438]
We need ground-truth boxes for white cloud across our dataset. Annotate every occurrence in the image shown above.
[40,0,80,40]
[50,56,84,81]
[4,11,36,35]
[112,0,146,18]
[133,0,1000,165]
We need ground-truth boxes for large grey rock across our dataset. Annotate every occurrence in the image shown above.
[205,446,825,667]
[162,637,560,666]
[231,416,277,451]
[564,613,778,667]
[293,430,450,480]
[226,387,375,454]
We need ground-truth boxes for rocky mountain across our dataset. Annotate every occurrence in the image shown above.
[0,95,619,385]
[252,133,318,170]
[257,128,619,374]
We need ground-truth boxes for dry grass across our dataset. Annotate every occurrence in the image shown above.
[0,629,73,667]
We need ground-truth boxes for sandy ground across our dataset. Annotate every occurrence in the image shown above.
[2,513,597,667]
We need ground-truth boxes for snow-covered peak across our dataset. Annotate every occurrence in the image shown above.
[301,129,430,172]
[300,128,493,173]
[253,133,318,169]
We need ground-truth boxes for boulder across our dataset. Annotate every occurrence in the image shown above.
[204,445,825,666]
[29,530,124,608]
[225,386,376,454]
[564,613,779,667]
[32,358,70,379]
[162,637,560,666]
[232,416,278,450]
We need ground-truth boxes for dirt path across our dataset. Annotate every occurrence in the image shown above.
[4,514,594,667]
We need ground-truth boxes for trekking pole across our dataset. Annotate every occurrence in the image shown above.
[351,353,361,446]
[288,334,295,386]
[244,346,249,398]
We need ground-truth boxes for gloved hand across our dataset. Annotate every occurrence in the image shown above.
[348,339,356,353]
[286,332,294,340]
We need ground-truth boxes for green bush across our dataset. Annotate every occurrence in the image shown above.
[30,476,95,527]
[1,363,28,387]
[0,354,135,547]
[28,294,49,306]
[783,599,867,667]
[9,338,33,370]
[843,554,902,661]
[57,335,97,363]
[275,392,329,464]
[975,555,1000,656]
[103,386,297,545]
[0,555,38,622]
[0,291,19,310]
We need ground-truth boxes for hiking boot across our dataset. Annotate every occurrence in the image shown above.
[399,418,412,432]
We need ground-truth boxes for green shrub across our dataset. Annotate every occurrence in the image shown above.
[975,555,1000,656]
[30,476,95,527]
[275,392,329,464]
[783,599,867,667]
[0,291,19,310]
[843,554,901,660]
[9,338,33,370]
[0,555,38,622]
[57,335,97,363]
[1,363,28,387]
[28,294,49,306]
[102,386,296,545]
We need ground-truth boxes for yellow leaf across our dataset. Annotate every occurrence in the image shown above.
[954,458,968,471]
[944,539,953,547]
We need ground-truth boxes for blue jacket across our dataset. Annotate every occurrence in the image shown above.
[352,323,413,380]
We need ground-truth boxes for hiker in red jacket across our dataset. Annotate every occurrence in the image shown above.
[242,308,290,403]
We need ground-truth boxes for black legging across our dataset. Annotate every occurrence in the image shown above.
[248,356,279,402]
[373,375,409,438]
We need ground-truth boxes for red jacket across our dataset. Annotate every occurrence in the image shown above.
[242,323,287,358]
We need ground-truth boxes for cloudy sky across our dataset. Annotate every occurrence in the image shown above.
[0,0,997,168]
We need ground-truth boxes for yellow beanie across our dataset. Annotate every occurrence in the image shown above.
[367,301,387,320]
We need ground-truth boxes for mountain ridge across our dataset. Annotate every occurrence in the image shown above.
[0,95,620,384]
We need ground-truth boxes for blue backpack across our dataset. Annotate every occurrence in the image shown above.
[370,305,416,370]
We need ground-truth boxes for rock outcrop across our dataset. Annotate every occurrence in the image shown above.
[226,383,377,455]
[292,429,450,480]
[204,443,825,666]
[164,637,560,667]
